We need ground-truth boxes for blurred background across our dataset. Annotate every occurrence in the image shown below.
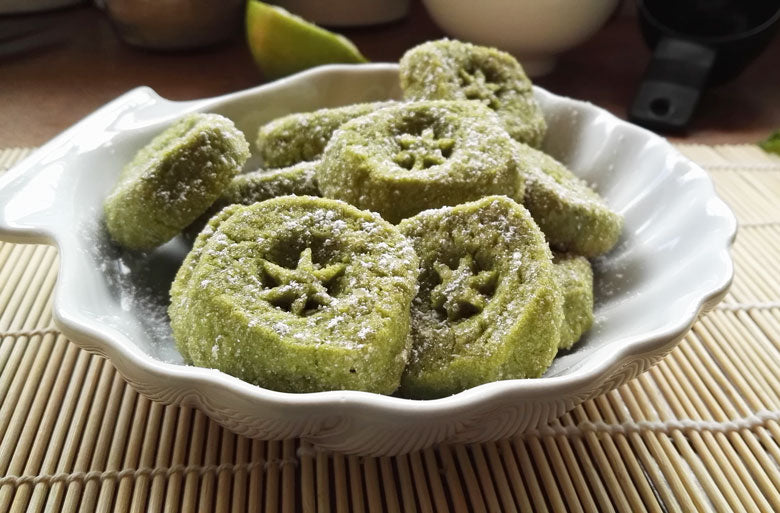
[0,0,778,147]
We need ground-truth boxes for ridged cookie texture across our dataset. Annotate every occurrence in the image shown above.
[104,113,249,250]
[399,195,563,399]
[400,39,546,148]
[169,196,419,394]
[319,100,522,224]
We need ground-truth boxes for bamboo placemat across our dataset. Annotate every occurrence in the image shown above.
[1,144,780,512]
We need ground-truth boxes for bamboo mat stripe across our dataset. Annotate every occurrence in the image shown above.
[1,144,780,512]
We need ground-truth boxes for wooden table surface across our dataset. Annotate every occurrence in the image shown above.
[1,1,779,148]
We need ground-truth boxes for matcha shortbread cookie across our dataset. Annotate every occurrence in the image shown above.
[398,196,563,399]
[319,100,522,224]
[400,39,546,148]
[513,142,622,257]
[169,195,420,394]
[256,101,395,168]
[185,160,321,238]
[552,252,594,350]
[104,113,250,250]
[220,160,320,206]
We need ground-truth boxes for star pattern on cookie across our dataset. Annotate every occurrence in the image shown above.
[259,248,345,315]
[430,254,498,321]
[394,127,455,170]
[459,67,502,109]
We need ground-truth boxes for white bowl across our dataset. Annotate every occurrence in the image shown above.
[0,64,735,456]
[421,0,620,76]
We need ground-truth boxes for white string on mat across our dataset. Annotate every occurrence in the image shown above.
[702,163,780,172]
[714,302,780,312]
[738,220,780,228]
[0,458,299,490]
[1,411,778,489]
[525,409,780,439]
[0,327,60,339]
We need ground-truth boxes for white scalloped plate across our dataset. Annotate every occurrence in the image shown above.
[0,63,736,455]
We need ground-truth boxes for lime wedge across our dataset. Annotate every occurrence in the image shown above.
[759,130,780,156]
[246,0,368,80]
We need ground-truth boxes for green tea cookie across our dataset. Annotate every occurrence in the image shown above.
[104,113,250,250]
[319,100,522,224]
[513,142,622,257]
[256,101,395,167]
[400,39,546,148]
[552,252,594,350]
[169,195,419,394]
[209,160,321,219]
[184,160,321,239]
[219,160,319,206]
[398,196,563,399]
